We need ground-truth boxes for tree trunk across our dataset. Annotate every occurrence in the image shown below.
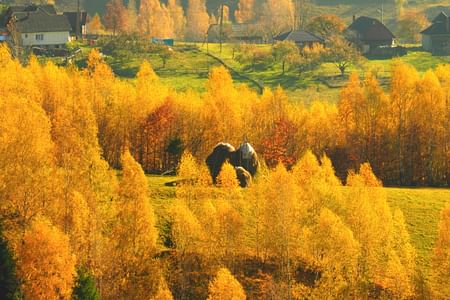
[339,65,345,77]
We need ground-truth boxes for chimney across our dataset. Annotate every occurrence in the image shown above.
[353,15,356,22]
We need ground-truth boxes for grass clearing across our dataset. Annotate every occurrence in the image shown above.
[386,187,449,275]
[67,41,450,104]
[146,174,450,277]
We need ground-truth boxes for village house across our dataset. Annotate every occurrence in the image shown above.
[346,16,396,54]
[3,4,72,48]
[273,29,325,48]
[421,12,450,55]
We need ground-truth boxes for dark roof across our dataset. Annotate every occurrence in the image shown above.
[433,11,448,23]
[274,30,324,43]
[63,12,87,33]
[7,5,57,15]
[421,12,450,35]
[347,16,395,41]
[12,11,72,33]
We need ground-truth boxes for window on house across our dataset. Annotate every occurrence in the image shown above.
[35,34,44,41]
[24,34,28,38]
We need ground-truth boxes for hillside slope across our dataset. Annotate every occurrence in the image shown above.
[6,0,450,17]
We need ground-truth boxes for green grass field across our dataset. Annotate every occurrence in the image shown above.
[146,175,450,278]
[70,41,450,104]
[202,43,450,103]
[386,187,449,276]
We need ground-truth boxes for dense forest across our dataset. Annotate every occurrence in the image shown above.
[0,42,449,299]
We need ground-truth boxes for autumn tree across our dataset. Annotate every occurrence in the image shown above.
[291,42,326,74]
[185,0,210,41]
[272,40,299,74]
[326,36,362,76]
[388,60,420,184]
[235,0,254,23]
[217,162,240,188]
[105,0,127,36]
[207,268,246,300]
[395,0,408,19]
[397,10,429,43]
[87,13,104,34]
[261,116,298,169]
[259,164,303,290]
[17,218,76,300]
[202,66,242,151]
[293,0,313,30]
[167,0,186,39]
[104,150,160,299]
[0,92,57,239]
[429,203,450,299]
[153,278,174,300]
[125,0,138,33]
[301,208,360,298]
[411,71,447,185]
[381,209,416,299]
[260,0,294,40]
[139,0,174,38]
[307,14,346,39]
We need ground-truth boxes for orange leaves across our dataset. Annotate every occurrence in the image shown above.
[17,218,76,300]
[185,0,209,41]
[207,268,246,300]
[104,0,128,35]
[235,0,255,23]
[260,117,298,169]
[429,204,450,298]
[216,162,240,188]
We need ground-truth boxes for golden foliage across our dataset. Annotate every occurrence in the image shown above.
[217,162,239,188]
[429,203,450,299]
[207,268,246,300]
[17,217,76,300]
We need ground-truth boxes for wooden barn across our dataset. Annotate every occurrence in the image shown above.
[421,12,450,55]
[347,16,395,54]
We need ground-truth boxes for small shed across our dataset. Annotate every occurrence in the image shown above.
[273,29,324,47]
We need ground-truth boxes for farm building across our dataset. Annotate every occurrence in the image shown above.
[347,16,396,54]
[421,12,450,55]
[3,4,72,48]
[273,29,324,48]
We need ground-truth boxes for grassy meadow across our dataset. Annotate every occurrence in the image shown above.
[147,175,450,280]
[70,41,450,105]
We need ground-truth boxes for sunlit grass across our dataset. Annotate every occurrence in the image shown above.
[147,174,450,278]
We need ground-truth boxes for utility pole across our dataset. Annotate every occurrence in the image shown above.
[376,0,384,24]
[219,3,224,53]
[76,0,81,39]
[381,0,384,24]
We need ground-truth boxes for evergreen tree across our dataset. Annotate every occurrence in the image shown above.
[73,268,100,300]
[0,224,20,300]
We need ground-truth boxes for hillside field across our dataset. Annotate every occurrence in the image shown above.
[147,174,450,280]
[71,42,450,104]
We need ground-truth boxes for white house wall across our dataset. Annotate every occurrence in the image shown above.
[21,31,70,47]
